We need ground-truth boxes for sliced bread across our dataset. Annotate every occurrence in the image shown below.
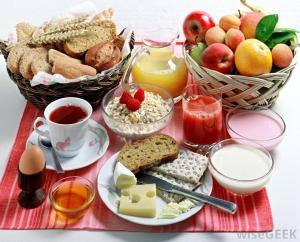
[19,47,48,80]
[31,50,52,75]
[7,44,30,74]
[117,134,179,174]
[63,20,116,57]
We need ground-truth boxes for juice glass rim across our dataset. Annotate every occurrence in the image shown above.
[142,27,179,48]
[182,84,222,107]
[49,176,95,213]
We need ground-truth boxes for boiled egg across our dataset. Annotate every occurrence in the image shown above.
[19,145,45,175]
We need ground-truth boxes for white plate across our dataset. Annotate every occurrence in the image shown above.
[26,119,109,171]
[97,152,213,226]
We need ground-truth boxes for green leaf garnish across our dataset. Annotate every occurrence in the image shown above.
[256,14,279,42]
[265,32,296,49]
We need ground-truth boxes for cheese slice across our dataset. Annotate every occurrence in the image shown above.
[119,184,156,218]
[113,162,137,189]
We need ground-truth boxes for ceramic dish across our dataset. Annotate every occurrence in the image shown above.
[26,119,109,171]
[97,152,213,226]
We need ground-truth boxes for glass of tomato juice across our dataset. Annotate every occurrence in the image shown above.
[182,84,223,148]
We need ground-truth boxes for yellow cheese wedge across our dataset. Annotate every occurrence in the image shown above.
[119,184,156,218]
[113,162,137,189]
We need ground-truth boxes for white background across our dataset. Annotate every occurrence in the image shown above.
[0,0,300,241]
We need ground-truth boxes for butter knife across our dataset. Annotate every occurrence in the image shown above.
[136,173,237,214]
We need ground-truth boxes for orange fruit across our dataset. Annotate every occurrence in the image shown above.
[235,39,272,76]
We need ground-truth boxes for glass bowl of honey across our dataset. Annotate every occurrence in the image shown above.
[49,176,95,219]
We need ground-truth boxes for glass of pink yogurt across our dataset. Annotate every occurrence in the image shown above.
[226,106,285,151]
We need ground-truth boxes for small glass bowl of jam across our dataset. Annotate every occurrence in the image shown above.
[49,176,95,219]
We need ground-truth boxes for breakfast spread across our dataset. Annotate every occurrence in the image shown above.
[2,0,293,229]
[5,8,126,81]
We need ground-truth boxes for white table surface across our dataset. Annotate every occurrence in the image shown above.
[0,0,299,241]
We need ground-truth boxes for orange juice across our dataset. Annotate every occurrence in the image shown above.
[132,48,188,98]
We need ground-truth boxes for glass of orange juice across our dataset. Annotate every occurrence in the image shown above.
[131,28,188,102]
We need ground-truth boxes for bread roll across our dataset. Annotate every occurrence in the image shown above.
[85,42,121,71]
[52,57,97,79]
[48,49,82,65]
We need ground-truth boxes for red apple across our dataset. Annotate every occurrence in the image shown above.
[183,11,215,44]
[201,43,234,74]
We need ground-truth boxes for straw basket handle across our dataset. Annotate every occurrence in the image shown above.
[120,45,149,89]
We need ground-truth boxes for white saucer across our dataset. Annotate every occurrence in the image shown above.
[26,119,109,171]
[97,152,213,226]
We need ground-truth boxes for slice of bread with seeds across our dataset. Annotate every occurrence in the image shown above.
[63,20,116,57]
[117,134,179,174]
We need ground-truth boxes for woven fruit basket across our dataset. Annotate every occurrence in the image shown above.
[182,0,298,110]
[183,43,297,109]
[0,7,135,109]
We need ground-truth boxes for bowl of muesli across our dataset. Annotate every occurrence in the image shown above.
[101,83,174,140]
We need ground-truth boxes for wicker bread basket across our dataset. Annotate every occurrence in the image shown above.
[183,42,298,110]
[0,32,135,109]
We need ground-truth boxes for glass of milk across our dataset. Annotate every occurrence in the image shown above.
[208,138,274,195]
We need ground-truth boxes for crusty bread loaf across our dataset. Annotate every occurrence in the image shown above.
[16,22,37,41]
[85,42,121,71]
[63,20,116,57]
[48,49,82,65]
[52,57,97,79]
[118,134,179,174]
[7,44,30,74]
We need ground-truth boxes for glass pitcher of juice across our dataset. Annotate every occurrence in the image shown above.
[131,28,188,102]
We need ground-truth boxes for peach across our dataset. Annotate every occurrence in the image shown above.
[201,43,234,74]
[240,12,263,39]
[225,28,245,51]
[272,44,293,68]
[205,26,226,45]
[219,15,241,32]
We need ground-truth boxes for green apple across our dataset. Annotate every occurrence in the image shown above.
[189,42,207,64]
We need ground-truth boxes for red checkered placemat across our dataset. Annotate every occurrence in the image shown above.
[0,102,273,231]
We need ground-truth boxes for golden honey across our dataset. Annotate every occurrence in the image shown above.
[49,176,95,219]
